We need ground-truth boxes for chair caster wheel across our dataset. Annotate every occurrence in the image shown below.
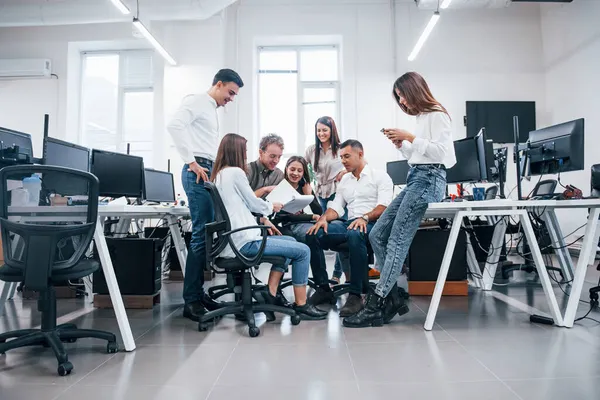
[291,315,301,326]
[198,323,209,332]
[106,342,118,354]
[57,361,73,376]
[248,327,260,338]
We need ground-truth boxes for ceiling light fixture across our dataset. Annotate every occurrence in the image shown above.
[440,0,453,9]
[109,0,131,15]
[408,11,440,61]
[132,18,177,66]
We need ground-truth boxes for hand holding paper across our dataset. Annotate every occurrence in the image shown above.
[266,180,315,214]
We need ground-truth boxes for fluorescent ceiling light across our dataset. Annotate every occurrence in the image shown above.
[109,0,131,15]
[440,0,453,9]
[407,12,440,61]
[133,18,177,66]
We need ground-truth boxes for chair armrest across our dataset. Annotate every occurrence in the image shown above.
[223,225,270,268]
[206,221,227,236]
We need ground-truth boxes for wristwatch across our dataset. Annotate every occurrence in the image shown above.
[361,214,369,222]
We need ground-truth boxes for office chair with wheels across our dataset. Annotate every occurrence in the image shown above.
[199,182,300,337]
[0,165,117,376]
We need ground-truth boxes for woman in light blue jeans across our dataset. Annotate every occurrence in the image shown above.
[343,72,457,328]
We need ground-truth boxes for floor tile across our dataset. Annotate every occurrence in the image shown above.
[216,343,356,387]
[208,383,362,400]
[358,381,520,400]
[77,343,237,387]
[504,377,600,400]
[55,384,212,400]
[347,341,497,383]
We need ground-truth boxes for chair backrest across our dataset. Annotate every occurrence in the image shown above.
[203,181,232,263]
[591,164,600,198]
[0,165,99,290]
[532,179,557,198]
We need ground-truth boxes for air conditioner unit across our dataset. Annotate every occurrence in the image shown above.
[0,59,52,78]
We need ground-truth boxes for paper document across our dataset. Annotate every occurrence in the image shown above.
[266,179,315,214]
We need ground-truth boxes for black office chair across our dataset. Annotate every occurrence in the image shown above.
[0,165,117,376]
[591,164,600,198]
[199,182,300,337]
[485,186,498,200]
[529,179,558,199]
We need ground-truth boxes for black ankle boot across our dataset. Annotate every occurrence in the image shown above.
[342,292,386,328]
[383,284,409,324]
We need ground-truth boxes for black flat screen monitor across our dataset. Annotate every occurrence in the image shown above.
[527,118,584,176]
[91,149,144,198]
[43,137,90,196]
[0,127,34,167]
[446,131,487,184]
[386,160,410,185]
[466,101,535,143]
[144,168,175,203]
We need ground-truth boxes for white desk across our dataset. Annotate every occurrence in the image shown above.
[0,204,191,351]
[422,199,600,331]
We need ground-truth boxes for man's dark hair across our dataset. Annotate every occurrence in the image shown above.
[340,139,363,152]
[212,68,244,88]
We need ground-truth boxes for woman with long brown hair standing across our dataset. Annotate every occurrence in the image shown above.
[343,72,456,328]
[211,133,327,320]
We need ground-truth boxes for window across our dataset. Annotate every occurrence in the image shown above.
[79,51,154,167]
[258,46,339,166]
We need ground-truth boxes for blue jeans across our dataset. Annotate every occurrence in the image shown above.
[311,219,374,295]
[318,195,348,279]
[282,222,330,287]
[370,165,447,298]
[240,236,310,286]
[181,162,214,304]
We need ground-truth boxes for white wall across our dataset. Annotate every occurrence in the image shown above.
[540,0,600,237]
[230,0,547,176]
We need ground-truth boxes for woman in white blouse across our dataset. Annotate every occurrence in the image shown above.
[304,116,347,283]
[211,133,327,320]
[343,72,457,328]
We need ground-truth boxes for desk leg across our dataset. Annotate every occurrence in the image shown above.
[94,216,136,351]
[520,211,564,326]
[482,217,508,291]
[543,210,574,282]
[167,215,187,276]
[424,211,464,331]
[563,207,600,328]
[0,281,15,316]
[465,234,483,289]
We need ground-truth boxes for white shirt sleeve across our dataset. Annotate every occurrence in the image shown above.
[376,171,394,207]
[232,168,273,216]
[166,96,200,164]
[327,177,347,219]
[399,140,414,159]
[411,112,453,162]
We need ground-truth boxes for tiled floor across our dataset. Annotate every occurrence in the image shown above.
[1,257,599,400]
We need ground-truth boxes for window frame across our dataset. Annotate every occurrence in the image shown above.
[257,45,341,161]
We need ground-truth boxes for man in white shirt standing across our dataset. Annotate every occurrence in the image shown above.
[306,140,393,317]
[167,69,244,322]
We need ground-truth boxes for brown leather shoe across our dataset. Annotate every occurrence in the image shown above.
[339,294,363,317]
[368,268,380,279]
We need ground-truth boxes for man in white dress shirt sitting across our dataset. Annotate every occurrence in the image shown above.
[306,140,393,317]
[167,69,244,322]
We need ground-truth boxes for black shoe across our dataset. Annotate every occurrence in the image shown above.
[308,286,335,306]
[339,294,363,317]
[383,284,409,324]
[183,301,207,322]
[343,292,385,328]
[294,303,328,320]
[201,293,222,312]
[261,288,292,308]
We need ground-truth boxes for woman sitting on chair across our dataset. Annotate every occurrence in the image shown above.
[211,133,327,320]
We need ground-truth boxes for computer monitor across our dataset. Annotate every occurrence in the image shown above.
[0,127,34,167]
[527,118,584,176]
[91,149,144,198]
[446,130,487,184]
[466,101,536,143]
[386,160,410,185]
[42,137,90,196]
[144,168,175,203]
